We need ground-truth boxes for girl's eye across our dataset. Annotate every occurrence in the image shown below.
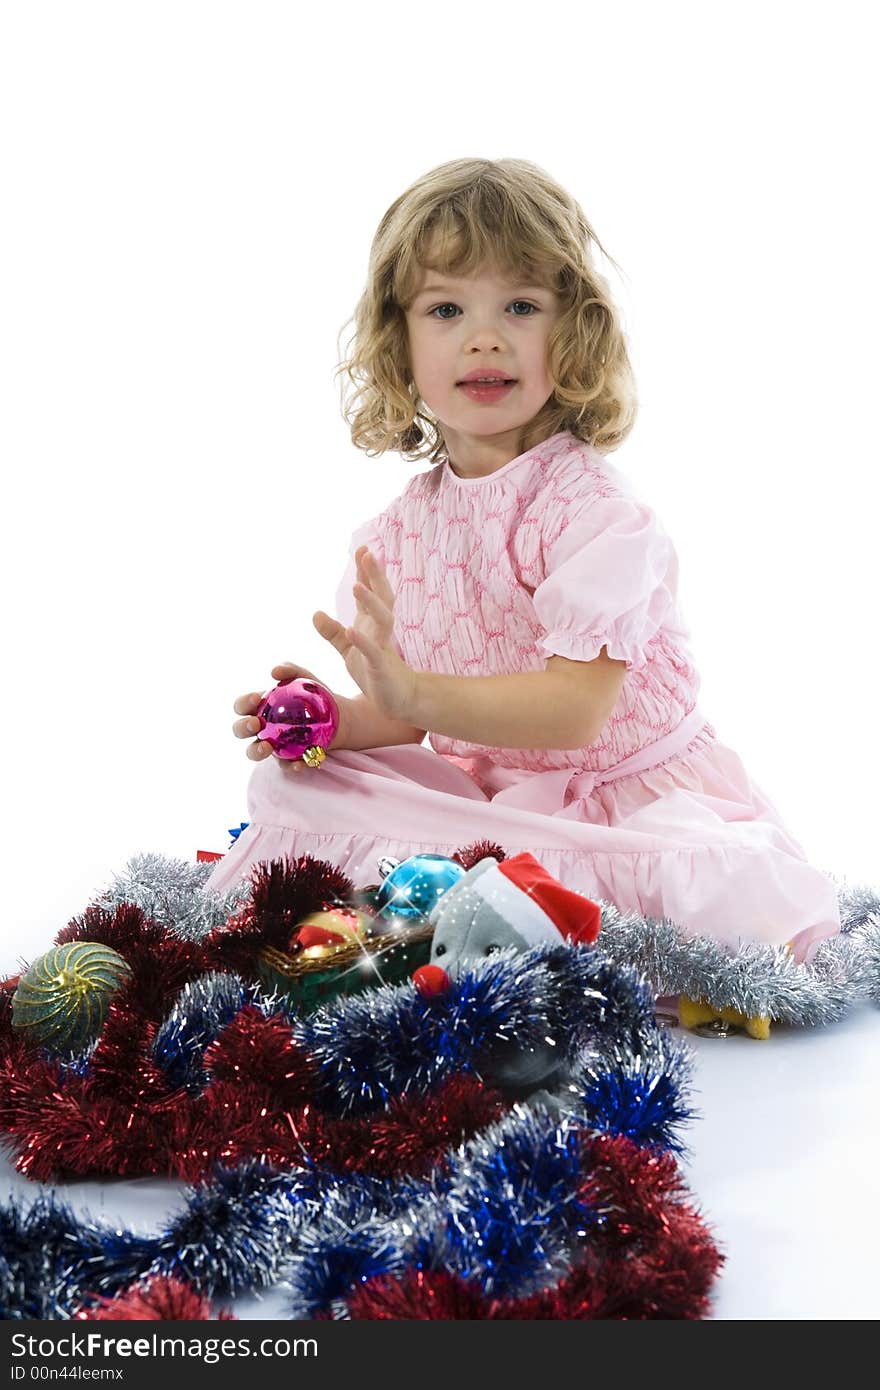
[428,301,538,320]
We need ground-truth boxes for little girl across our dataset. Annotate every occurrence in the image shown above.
[204,156,841,979]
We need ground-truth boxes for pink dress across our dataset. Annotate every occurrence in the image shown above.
[205,429,840,964]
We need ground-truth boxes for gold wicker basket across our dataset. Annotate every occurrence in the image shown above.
[257,922,434,1013]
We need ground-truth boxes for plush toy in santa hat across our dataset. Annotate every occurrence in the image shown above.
[414,851,601,990]
[411,853,602,1098]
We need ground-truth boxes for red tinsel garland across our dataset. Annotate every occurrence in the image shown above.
[0,991,507,1182]
[0,844,512,1184]
[345,1232,719,1320]
[2,842,723,1321]
[346,1134,723,1320]
[200,855,357,975]
[67,1134,723,1322]
[74,1275,236,1322]
[55,903,207,1019]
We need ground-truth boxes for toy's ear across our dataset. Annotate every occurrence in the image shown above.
[428,857,497,926]
[466,857,500,882]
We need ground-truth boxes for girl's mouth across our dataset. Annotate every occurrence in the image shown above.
[457,380,517,402]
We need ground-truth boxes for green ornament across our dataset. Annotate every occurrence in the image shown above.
[11,941,133,1052]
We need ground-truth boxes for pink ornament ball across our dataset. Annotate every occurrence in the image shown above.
[255,678,340,765]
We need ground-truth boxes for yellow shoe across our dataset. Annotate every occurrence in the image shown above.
[720,1005,771,1040]
[677,996,719,1031]
[677,995,771,1040]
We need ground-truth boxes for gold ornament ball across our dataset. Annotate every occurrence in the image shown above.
[11,941,133,1052]
[292,906,372,959]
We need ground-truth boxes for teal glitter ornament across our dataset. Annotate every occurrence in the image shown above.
[11,942,133,1052]
[374,853,466,922]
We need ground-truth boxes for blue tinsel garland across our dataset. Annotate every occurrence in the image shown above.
[1,944,695,1319]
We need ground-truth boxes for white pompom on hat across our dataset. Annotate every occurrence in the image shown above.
[469,852,602,947]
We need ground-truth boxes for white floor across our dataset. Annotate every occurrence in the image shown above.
[680,1005,880,1319]
[3,1006,879,1320]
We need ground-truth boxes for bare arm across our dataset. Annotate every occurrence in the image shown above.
[401,649,628,750]
[331,692,427,751]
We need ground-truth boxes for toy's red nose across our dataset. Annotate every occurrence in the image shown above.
[412,964,450,997]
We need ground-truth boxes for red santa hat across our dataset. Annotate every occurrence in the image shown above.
[469,852,602,948]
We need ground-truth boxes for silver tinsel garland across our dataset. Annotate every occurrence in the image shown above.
[283,1105,595,1316]
[99,852,251,941]
[594,874,880,1026]
[96,853,880,1029]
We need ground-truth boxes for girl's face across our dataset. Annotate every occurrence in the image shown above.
[403,259,561,460]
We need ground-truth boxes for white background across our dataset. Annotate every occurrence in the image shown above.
[1,1,877,1320]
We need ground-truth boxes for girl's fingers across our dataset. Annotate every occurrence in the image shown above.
[246,740,272,760]
[313,611,350,654]
[356,553,378,599]
[357,547,387,597]
[347,625,379,662]
[271,662,316,681]
[353,581,390,627]
[233,715,265,739]
[362,550,394,605]
[233,691,267,716]
[246,742,306,770]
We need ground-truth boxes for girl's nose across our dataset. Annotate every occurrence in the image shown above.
[465,328,508,351]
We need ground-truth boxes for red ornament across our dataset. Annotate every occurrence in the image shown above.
[295,924,343,950]
[412,964,450,997]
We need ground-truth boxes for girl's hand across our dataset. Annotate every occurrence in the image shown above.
[312,546,419,723]
[232,661,350,771]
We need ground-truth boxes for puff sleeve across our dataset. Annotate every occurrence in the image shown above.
[333,514,388,629]
[532,492,680,673]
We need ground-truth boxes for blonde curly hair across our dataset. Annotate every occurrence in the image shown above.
[335,157,638,464]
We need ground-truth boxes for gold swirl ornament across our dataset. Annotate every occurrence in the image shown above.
[11,941,133,1051]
